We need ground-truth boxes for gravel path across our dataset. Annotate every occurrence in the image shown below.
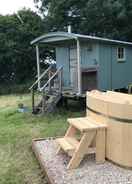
[34,139,132,184]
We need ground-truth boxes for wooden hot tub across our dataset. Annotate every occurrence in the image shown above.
[87,90,132,168]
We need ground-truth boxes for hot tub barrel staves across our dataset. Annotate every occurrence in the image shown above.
[87,90,132,168]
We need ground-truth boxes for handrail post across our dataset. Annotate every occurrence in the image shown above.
[48,69,52,94]
[42,91,46,114]
[59,68,62,93]
[40,66,63,92]
[77,39,82,95]
[32,87,35,113]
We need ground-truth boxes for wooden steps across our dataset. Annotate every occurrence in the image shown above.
[30,65,63,115]
[33,93,62,114]
[56,137,79,156]
[56,116,107,169]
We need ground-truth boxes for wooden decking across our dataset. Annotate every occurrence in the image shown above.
[62,87,86,99]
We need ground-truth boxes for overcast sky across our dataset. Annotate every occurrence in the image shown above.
[0,0,37,15]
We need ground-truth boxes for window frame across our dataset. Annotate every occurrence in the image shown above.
[117,47,126,62]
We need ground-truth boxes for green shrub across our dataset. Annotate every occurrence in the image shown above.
[0,83,31,95]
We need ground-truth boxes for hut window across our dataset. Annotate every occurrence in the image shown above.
[117,47,125,62]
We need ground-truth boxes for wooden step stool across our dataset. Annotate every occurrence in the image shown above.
[56,117,107,169]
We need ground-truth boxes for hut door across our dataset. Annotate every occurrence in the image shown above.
[69,47,78,91]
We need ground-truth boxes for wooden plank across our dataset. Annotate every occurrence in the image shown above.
[56,138,74,151]
[32,139,55,184]
[68,117,107,132]
[57,125,77,154]
[65,125,77,137]
[68,118,97,132]
[66,137,79,147]
[96,129,106,163]
[56,137,78,152]
[106,120,132,167]
[108,101,132,120]
[87,110,107,124]
[107,91,132,102]
[85,117,107,129]
[87,92,108,116]
[67,131,96,169]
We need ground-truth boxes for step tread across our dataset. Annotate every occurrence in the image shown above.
[56,137,79,152]
[67,117,107,132]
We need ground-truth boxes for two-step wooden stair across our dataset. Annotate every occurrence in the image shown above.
[56,117,107,169]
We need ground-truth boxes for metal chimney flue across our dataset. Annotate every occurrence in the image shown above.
[68,25,72,33]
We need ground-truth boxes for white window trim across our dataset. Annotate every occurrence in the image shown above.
[117,47,126,62]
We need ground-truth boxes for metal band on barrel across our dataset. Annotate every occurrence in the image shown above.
[87,106,132,123]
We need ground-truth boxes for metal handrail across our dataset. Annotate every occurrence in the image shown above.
[40,66,63,92]
[29,65,52,90]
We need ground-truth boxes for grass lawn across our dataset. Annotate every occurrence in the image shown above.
[0,94,84,184]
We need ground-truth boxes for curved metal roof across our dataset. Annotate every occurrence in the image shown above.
[31,31,132,46]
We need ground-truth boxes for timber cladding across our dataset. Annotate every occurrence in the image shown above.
[86,90,132,168]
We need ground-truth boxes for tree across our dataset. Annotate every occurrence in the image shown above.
[34,0,132,41]
[0,9,45,85]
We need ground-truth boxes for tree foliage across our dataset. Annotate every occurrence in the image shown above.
[34,0,132,40]
[0,9,45,85]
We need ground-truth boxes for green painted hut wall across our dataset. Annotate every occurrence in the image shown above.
[98,43,132,91]
[98,44,112,90]
[80,42,99,68]
[56,42,100,87]
[56,40,132,91]
[56,47,70,87]
[111,45,132,89]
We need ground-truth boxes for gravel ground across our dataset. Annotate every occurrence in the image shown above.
[33,139,132,184]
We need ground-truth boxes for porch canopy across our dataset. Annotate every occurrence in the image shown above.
[31,31,132,46]
[31,32,132,94]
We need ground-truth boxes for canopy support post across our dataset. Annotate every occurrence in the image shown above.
[36,45,41,89]
[77,39,82,95]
